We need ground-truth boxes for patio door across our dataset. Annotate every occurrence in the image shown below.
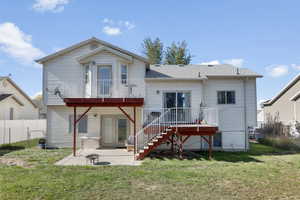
[98,65,112,97]
[101,116,129,147]
[163,91,191,123]
[117,118,129,147]
[101,116,115,147]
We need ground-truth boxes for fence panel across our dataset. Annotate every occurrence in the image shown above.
[0,120,46,145]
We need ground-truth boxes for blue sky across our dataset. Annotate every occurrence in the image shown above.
[1,0,300,105]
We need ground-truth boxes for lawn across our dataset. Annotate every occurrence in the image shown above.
[1,140,300,200]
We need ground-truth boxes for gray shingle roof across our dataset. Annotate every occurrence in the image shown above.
[146,64,262,79]
[0,94,12,101]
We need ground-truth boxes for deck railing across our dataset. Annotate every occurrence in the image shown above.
[46,78,145,102]
[136,107,218,153]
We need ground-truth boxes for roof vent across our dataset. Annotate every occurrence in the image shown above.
[236,67,240,75]
[208,64,214,67]
[178,64,185,67]
[198,72,201,77]
[154,64,160,67]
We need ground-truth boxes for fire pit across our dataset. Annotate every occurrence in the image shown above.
[85,154,99,165]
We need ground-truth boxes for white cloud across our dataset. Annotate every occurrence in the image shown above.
[200,58,244,67]
[102,18,135,36]
[33,0,69,13]
[223,58,244,68]
[103,26,122,36]
[291,64,300,70]
[199,60,220,65]
[266,65,289,77]
[0,22,45,66]
[31,91,42,99]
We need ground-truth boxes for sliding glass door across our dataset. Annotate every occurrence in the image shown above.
[163,91,191,123]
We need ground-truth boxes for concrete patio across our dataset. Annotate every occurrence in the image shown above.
[55,149,142,166]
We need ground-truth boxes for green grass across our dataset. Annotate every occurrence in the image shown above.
[1,142,300,200]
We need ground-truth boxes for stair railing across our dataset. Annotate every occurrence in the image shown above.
[135,107,219,155]
[135,108,171,153]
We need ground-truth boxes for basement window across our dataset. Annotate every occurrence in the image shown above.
[213,132,222,147]
[217,91,235,104]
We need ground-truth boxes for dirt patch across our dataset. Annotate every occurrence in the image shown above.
[0,157,31,168]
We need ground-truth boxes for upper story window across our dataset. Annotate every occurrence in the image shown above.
[84,65,89,84]
[121,64,128,84]
[217,91,236,104]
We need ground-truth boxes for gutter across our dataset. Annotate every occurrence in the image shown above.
[243,79,248,151]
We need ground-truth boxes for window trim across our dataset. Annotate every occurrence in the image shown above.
[217,90,236,104]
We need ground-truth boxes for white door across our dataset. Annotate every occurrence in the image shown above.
[101,117,114,146]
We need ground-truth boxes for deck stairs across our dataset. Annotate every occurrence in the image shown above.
[135,127,174,160]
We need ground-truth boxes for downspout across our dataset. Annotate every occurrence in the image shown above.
[243,79,248,151]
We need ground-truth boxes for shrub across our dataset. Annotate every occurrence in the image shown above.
[259,112,290,137]
[258,137,300,151]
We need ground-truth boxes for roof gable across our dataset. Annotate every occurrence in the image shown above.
[0,94,24,106]
[263,73,300,106]
[36,37,149,64]
[0,77,37,108]
[77,46,133,64]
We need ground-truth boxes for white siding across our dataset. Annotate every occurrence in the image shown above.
[47,106,142,148]
[43,44,146,105]
[145,78,257,151]
[0,99,21,120]
[0,79,38,120]
[145,80,203,109]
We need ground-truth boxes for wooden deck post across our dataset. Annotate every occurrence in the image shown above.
[208,135,212,160]
[73,106,77,157]
[171,134,174,153]
[133,106,136,155]
[179,135,183,159]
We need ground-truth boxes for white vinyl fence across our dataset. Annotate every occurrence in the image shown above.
[0,120,46,145]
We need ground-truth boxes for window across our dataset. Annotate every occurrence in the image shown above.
[121,64,128,84]
[69,115,88,133]
[9,108,14,120]
[163,92,191,108]
[213,132,222,147]
[217,91,236,104]
[163,91,191,122]
[84,65,89,84]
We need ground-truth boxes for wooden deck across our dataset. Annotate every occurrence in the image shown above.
[136,123,218,160]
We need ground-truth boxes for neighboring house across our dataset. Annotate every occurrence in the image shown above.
[0,77,38,120]
[257,109,264,128]
[36,37,262,157]
[263,74,300,136]
[33,94,47,119]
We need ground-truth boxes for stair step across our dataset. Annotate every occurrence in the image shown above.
[162,132,167,135]
[139,150,144,153]
[157,136,163,139]
[166,128,172,131]
[144,146,149,149]
[148,142,154,146]
[152,139,158,142]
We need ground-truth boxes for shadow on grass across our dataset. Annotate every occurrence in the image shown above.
[0,139,40,156]
[0,145,25,156]
[147,143,300,163]
[148,150,263,163]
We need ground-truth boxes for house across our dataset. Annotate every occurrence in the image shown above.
[263,74,300,136]
[257,109,264,128]
[36,37,262,159]
[0,77,38,120]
